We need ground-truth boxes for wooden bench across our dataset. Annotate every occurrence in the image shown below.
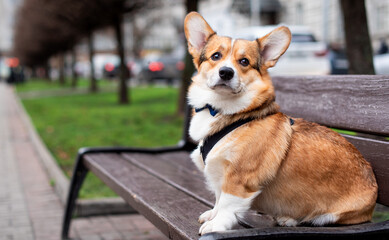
[62,75,389,239]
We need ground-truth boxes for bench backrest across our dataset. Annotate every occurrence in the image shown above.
[182,75,389,206]
[272,75,389,207]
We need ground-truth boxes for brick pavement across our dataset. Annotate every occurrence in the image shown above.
[0,82,167,240]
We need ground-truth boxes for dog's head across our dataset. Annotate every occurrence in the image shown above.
[185,12,291,115]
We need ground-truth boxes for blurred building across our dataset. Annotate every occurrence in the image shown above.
[278,0,389,49]
[130,0,389,54]
[278,0,344,43]
[0,0,22,55]
[0,0,22,79]
[27,0,389,78]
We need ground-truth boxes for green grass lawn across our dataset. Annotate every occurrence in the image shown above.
[16,77,114,92]
[18,80,183,198]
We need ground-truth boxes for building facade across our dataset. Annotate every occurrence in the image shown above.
[0,0,22,55]
[278,0,389,49]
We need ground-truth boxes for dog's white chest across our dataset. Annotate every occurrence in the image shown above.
[190,143,227,194]
[189,111,217,141]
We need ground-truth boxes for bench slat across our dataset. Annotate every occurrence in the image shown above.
[83,153,208,240]
[273,75,389,135]
[122,151,276,229]
[345,135,389,206]
[122,152,215,207]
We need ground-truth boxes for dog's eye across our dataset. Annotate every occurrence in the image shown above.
[211,52,222,61]
[239,58,249,67]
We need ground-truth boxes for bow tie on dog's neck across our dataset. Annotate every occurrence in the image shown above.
[195,104,219,117]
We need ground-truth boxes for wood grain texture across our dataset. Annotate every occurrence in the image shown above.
[272,75,389,135]
[122,152,215,207]
[84,153,207,240]
[344,135,389,206]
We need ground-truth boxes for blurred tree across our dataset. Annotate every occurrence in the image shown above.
[131,15,161,59]
[59,54,66,85]
[13,0,156,102]
[340,0,375,74]
[13,0,79,66]
[44,61,51,81]
[71,49,77,88]
[88,33,98,92]
[117,1,161,103]
[177,0,199,116]
[114,14,129,104]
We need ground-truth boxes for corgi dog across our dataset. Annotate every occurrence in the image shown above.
[184,12,378,235]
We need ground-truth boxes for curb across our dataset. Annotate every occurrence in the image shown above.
[12,86,136,217]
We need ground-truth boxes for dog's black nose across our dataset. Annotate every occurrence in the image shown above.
[219,67,234,81]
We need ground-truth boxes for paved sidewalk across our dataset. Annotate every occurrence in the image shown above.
[0,82,167,240]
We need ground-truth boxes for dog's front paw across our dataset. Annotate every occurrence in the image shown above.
[199,209,216,223]
[276,216,298,227]
[199,212,237,235]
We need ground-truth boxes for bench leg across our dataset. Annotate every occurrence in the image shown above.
[61,152,88,240]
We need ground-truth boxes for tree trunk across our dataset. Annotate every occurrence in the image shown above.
[59,54,65,85]
[45,61,51,81]
[115,15,129,104]
[31,67,37,78]
[340,0,375,74]
[177,0,199,116]
[88,33,98,92]
[71,49,78,88]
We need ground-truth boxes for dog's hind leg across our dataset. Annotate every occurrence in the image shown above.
[310,213,339,226]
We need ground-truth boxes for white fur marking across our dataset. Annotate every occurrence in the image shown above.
[276,217,298,227]
[311,213,338,226]
[188,108,218,141]
[262,30,290,62]
[238,48,245,55]
[187,83,256,116]
[199,209,217,223]
[187,17,209,50]
[190,145,205,171]
[199,191,260,235]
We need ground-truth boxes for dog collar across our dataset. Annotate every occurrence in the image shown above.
[195,104,219,117]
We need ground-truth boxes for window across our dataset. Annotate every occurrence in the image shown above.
[296,3,304,25]
[376,5,388,31]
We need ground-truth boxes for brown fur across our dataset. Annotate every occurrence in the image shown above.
[252,119,377,224]
[185,12,378,226]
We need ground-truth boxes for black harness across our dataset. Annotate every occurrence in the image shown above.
[200,117,255,163]
[199,116,295,164]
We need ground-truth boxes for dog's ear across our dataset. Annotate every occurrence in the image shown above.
[184,12,215,64]
[257,26,291,69]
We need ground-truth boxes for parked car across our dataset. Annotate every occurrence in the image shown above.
[103,62,119,79]
[0,57,11,81]
[138,55,185,85]
[328,43,348,74]
[234,25,330,75]
[374,53,389,75]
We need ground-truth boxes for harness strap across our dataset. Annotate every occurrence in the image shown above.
[200,117,295,164]
[200,118,255,163]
